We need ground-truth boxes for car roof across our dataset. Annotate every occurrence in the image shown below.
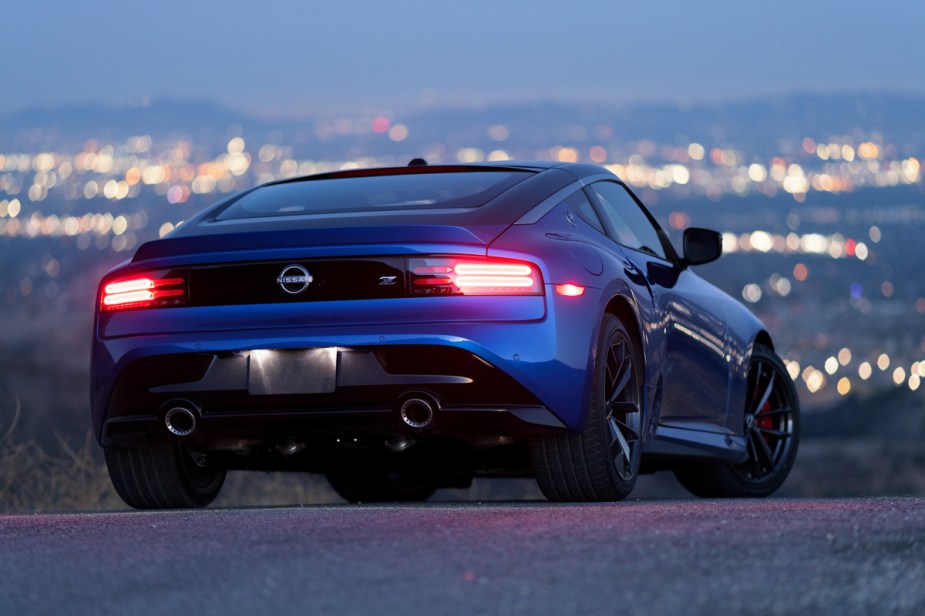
[265,160,601,185]
[175,163,614,232]
[133,162,618,262]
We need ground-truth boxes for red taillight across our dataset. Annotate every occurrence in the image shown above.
[101,272,187,311]
[409,257,542,296]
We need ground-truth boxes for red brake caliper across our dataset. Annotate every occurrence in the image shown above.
[756,401,774,443]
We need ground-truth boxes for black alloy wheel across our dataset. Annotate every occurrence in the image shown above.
[604,327,644,484]
[674,345,800,497]
[532,314,644,501]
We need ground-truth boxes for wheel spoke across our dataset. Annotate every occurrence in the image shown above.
[609,414,639,440]
[605,340,621,385]
[756,427,790,438]
[607,343,631,404]
[746,434,763,477]
[752,430,776,469]
[608,401,638,415]
[752,365,774,414]
[608,417,632,474]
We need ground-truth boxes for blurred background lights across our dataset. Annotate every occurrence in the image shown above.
[371,116,390,134]
[836,377,851,396]
[488,124,509,141]
[589,145,607,163]
[0,116,922,405]
[555,147,579,163]
[805,369,826,393]
[748,163,767,182]
[227,137,245,154]
[388,124,408,142]
[837,348,852,366]
[456,148,484,163]
[850,283,863,300]
[742,283,762,303]
[749,231,773,252]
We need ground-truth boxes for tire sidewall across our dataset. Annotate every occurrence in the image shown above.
[588,314,644,496]
[726,346,800,495]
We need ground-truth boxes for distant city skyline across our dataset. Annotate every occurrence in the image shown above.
[4,0,925,117]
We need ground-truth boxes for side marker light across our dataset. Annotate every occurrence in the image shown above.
[555,284,586,297]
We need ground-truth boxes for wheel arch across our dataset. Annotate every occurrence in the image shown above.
[602,294,657,433]
[753,330,774,353]
[604,295,644,362]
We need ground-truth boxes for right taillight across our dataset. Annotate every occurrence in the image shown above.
[408,257,542,296]
[101,270,188,311]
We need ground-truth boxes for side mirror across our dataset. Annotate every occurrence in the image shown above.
[682,227,722,266]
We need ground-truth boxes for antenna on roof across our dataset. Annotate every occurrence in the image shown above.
[407,158,428,167]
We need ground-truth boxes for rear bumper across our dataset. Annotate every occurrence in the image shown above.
[95,343,567,448]
[91,292,602,446]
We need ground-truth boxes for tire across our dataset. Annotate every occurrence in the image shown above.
[105,442,226,509]
[674,345,800,498]
[326,463,439,503]
[531,314,644,501]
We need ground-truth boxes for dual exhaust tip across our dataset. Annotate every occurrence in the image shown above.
[163,402,199,437]
[398,393,439,429]
[162,392,439,437]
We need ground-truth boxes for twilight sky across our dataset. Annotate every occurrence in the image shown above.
[4,0,924,116]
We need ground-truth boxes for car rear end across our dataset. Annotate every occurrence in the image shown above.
[91,166,597,485]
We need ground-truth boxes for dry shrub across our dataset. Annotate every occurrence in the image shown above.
[0,399,339,511]
[0,399,125,512]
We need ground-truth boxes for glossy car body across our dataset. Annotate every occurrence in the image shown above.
[91,161,799,507]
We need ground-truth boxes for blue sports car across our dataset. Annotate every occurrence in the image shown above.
[91,161,799,508]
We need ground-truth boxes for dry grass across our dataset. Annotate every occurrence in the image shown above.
[0,399,125,512]
[0,399,344,512]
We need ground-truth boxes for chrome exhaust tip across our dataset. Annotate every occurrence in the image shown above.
[164,403,199,437]
[399,395,438,429]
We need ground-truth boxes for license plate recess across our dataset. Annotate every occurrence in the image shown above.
[248,348,337,395]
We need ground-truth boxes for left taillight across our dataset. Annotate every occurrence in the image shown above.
[100,270,188,311]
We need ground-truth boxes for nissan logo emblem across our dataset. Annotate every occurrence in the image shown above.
[277,264,313,295]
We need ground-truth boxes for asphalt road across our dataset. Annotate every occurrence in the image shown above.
[2,498,923,615]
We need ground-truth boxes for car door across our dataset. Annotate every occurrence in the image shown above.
[586,180,731,427]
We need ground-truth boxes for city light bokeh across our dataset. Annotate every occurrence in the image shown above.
[1,116,923,405]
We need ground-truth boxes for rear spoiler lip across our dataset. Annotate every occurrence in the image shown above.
[132,224,502,263]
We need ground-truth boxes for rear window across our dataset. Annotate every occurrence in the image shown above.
[214,171,532,220]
